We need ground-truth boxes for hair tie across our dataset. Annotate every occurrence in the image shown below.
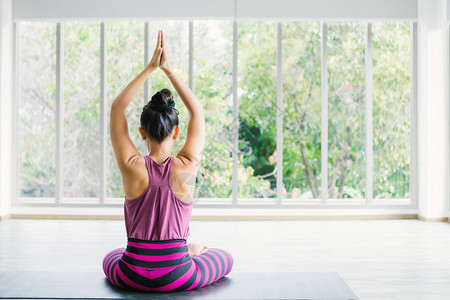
[150,91,178,115]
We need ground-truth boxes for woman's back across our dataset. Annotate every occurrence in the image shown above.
[123,154,198,204]
[124,155,193,241]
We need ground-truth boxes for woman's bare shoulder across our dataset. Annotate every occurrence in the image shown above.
[123,155,148,175]
[122,155,149,200]
[171,155,200,201]
[172,154,201,175]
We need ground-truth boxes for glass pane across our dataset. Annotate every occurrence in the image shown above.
[106,21,145,199]
[238,22,277,203]
[193,20,233,204]
[18,22,56,200]
[63,21,100,201]
[327,23,366,202]
[372,22,411,202]
[282,22,322,204]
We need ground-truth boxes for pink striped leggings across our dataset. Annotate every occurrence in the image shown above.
[102,238,233,292]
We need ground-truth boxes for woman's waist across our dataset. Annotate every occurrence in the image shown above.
[127,237,187,252]
[123,237,190,269]
[128,237,186,243]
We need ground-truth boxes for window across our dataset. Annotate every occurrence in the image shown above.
[282,22,322,203]
[64,21,101,202]
[16,20,413,207]
[238,22,278,203]
[193,20,234,203]
[372,22,411,202]
[106,21,145,200]
[327,23,366,203]
[18,22,56,202]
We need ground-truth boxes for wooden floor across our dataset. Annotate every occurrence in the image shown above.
[0,218,449,299]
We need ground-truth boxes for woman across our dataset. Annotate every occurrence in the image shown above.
[102,30,233,292]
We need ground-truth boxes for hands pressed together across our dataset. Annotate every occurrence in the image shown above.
[148,29,170,72]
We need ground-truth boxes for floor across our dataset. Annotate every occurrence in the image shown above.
[0,218,449,299]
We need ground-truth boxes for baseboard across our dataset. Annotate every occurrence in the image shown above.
[6,206,449,221]
[10,214,123,220]
[191,214,418,220]
[7,213,450,222]
[8,213,418,221]
[417,215,449,222]
[0,214,11,221]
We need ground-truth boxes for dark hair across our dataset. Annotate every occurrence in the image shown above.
[140,88,179,143]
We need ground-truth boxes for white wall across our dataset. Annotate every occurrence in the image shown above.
[3,0,450,221]
[448,0,450,23]
[0,0,13,219]
[448,0,450,222]
[13,0,416,20]
[417,0,450,221]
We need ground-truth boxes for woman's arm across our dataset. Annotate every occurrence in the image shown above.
[110,30,163,172]
[160,32,205,167]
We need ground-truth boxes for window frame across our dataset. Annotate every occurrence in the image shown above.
[12,20,418,209]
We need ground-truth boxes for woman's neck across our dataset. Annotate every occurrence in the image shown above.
[147,141,171,162]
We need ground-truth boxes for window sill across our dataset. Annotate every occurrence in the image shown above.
[8,205,418,220]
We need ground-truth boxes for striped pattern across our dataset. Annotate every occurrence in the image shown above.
[102,238,233,292]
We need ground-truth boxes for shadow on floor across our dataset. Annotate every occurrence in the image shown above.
[104,276,233,299]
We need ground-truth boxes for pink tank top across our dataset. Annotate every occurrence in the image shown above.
[124,155,193,241]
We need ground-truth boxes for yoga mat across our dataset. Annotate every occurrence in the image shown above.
[0,271,358,299]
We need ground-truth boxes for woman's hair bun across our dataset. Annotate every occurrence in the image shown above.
[149,88,176,113]
[140,88,179,143]
[159,88,173,104]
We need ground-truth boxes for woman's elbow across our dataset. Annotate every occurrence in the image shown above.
[111,98,129,111]
[189,105,205,119]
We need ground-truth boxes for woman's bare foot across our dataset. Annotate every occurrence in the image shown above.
[188,242,208,257]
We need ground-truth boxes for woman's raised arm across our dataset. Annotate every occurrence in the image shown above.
[110,30,163,172]
[159,31,205,168]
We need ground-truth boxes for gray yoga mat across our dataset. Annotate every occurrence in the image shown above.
[0,271,358,299]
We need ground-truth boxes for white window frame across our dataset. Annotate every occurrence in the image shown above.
[12,18,418,209]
